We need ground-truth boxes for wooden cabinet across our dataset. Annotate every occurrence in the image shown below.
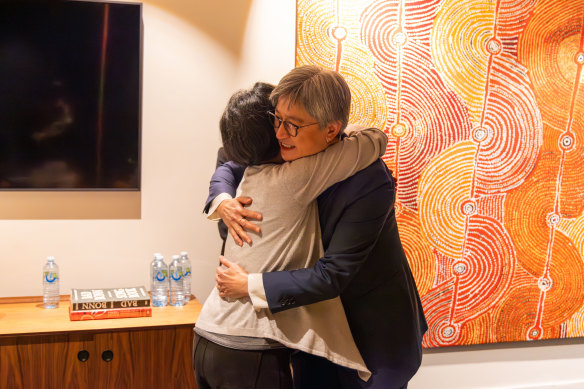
[2,333,92,388]
[0,297,201,389]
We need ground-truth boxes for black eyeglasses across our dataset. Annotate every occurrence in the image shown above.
[267,111,319,137]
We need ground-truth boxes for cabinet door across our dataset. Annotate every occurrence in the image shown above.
[91,331,133,389]
[0,337,25,389]
[0,326,197,389]
[0,333,93,389]
[92,326,197,389]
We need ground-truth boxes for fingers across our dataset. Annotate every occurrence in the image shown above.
[218,197,260,245]
[220,197,261,223]
[225,212,255,247]
[216,282,227,298]
[240,219,261,234]
[236,196,253,206]
[219,256,231,268]
[216,271,229,298]
[232,212,261,238]
[229,223,252,246]
[229,218,258,243]
[228,226,244,246]
[216,266,225,282]
[240,208,263,222]
[235,196,262,222]
[216,270,227,296]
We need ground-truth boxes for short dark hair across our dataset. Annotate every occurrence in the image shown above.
[219,82,280,167]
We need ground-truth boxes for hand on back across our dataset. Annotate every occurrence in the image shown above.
[216,256,249,298]
[217,196,262,246]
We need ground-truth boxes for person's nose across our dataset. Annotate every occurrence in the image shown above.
[275,124,289,140]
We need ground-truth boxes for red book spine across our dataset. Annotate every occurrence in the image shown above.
[69,306,152,321]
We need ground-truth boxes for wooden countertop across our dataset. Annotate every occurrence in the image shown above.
[0,296,202,337]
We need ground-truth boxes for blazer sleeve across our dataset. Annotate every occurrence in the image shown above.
[203,148,245,213]
[262,167,396,313]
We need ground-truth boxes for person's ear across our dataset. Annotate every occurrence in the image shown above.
[324,120,342,143]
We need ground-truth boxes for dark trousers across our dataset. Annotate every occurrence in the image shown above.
[291,351,408,389]
[193,334,293,389]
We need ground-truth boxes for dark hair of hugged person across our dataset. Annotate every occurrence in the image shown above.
[219,82,280,167]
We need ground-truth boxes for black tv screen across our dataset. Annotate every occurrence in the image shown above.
[0,1,142,190]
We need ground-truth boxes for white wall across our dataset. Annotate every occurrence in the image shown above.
[0,0,296,301]
[412,340,584,388]
[0,0,582,388]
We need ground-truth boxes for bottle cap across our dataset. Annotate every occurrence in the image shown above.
[172,254,180,260]
[47,256,55,262]
[154,253,163,260]
[180,251,188,257]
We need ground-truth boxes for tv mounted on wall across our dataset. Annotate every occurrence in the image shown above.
[0,0,142,190]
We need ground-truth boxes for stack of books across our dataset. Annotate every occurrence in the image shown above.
[69,286,152,321]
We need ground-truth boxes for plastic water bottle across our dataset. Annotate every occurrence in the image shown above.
[179,251,192,301]
[42,256,60,309]
[150,253,169,307]
[169,254,185,306]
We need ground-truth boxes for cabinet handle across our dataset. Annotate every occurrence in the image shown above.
[77,350,90,362]
[102,350,114,362]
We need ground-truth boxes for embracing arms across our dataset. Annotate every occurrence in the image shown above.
[207,129,391,309]
[217,160,396,311]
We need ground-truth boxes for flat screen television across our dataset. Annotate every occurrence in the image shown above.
[0,0,142,190]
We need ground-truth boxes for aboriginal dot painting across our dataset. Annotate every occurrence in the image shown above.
[296,0,584,347]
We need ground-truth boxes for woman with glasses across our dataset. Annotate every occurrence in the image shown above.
[194,68,387,389]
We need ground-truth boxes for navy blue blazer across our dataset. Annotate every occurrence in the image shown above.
[213,148,229,253]
[205,158,427,387]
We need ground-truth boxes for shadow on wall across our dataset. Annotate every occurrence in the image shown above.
[146,0,253,58]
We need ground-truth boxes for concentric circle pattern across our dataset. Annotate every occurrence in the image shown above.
[418,141,475,258]
[297,0,584,347]
[452,214,516,322]
[361,0,473,210]
[473,57,543,194]
[297,0,388,132]
[397,207,436,296]
[567,305,584,337]
[518,0,584,132]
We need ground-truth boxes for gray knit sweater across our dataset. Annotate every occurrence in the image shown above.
[196,126,388,381]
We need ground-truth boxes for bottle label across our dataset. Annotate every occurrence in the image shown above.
[171,270,182,281]
[44,271,58,283]
[184,267,191,277]
[155,270,167,282]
